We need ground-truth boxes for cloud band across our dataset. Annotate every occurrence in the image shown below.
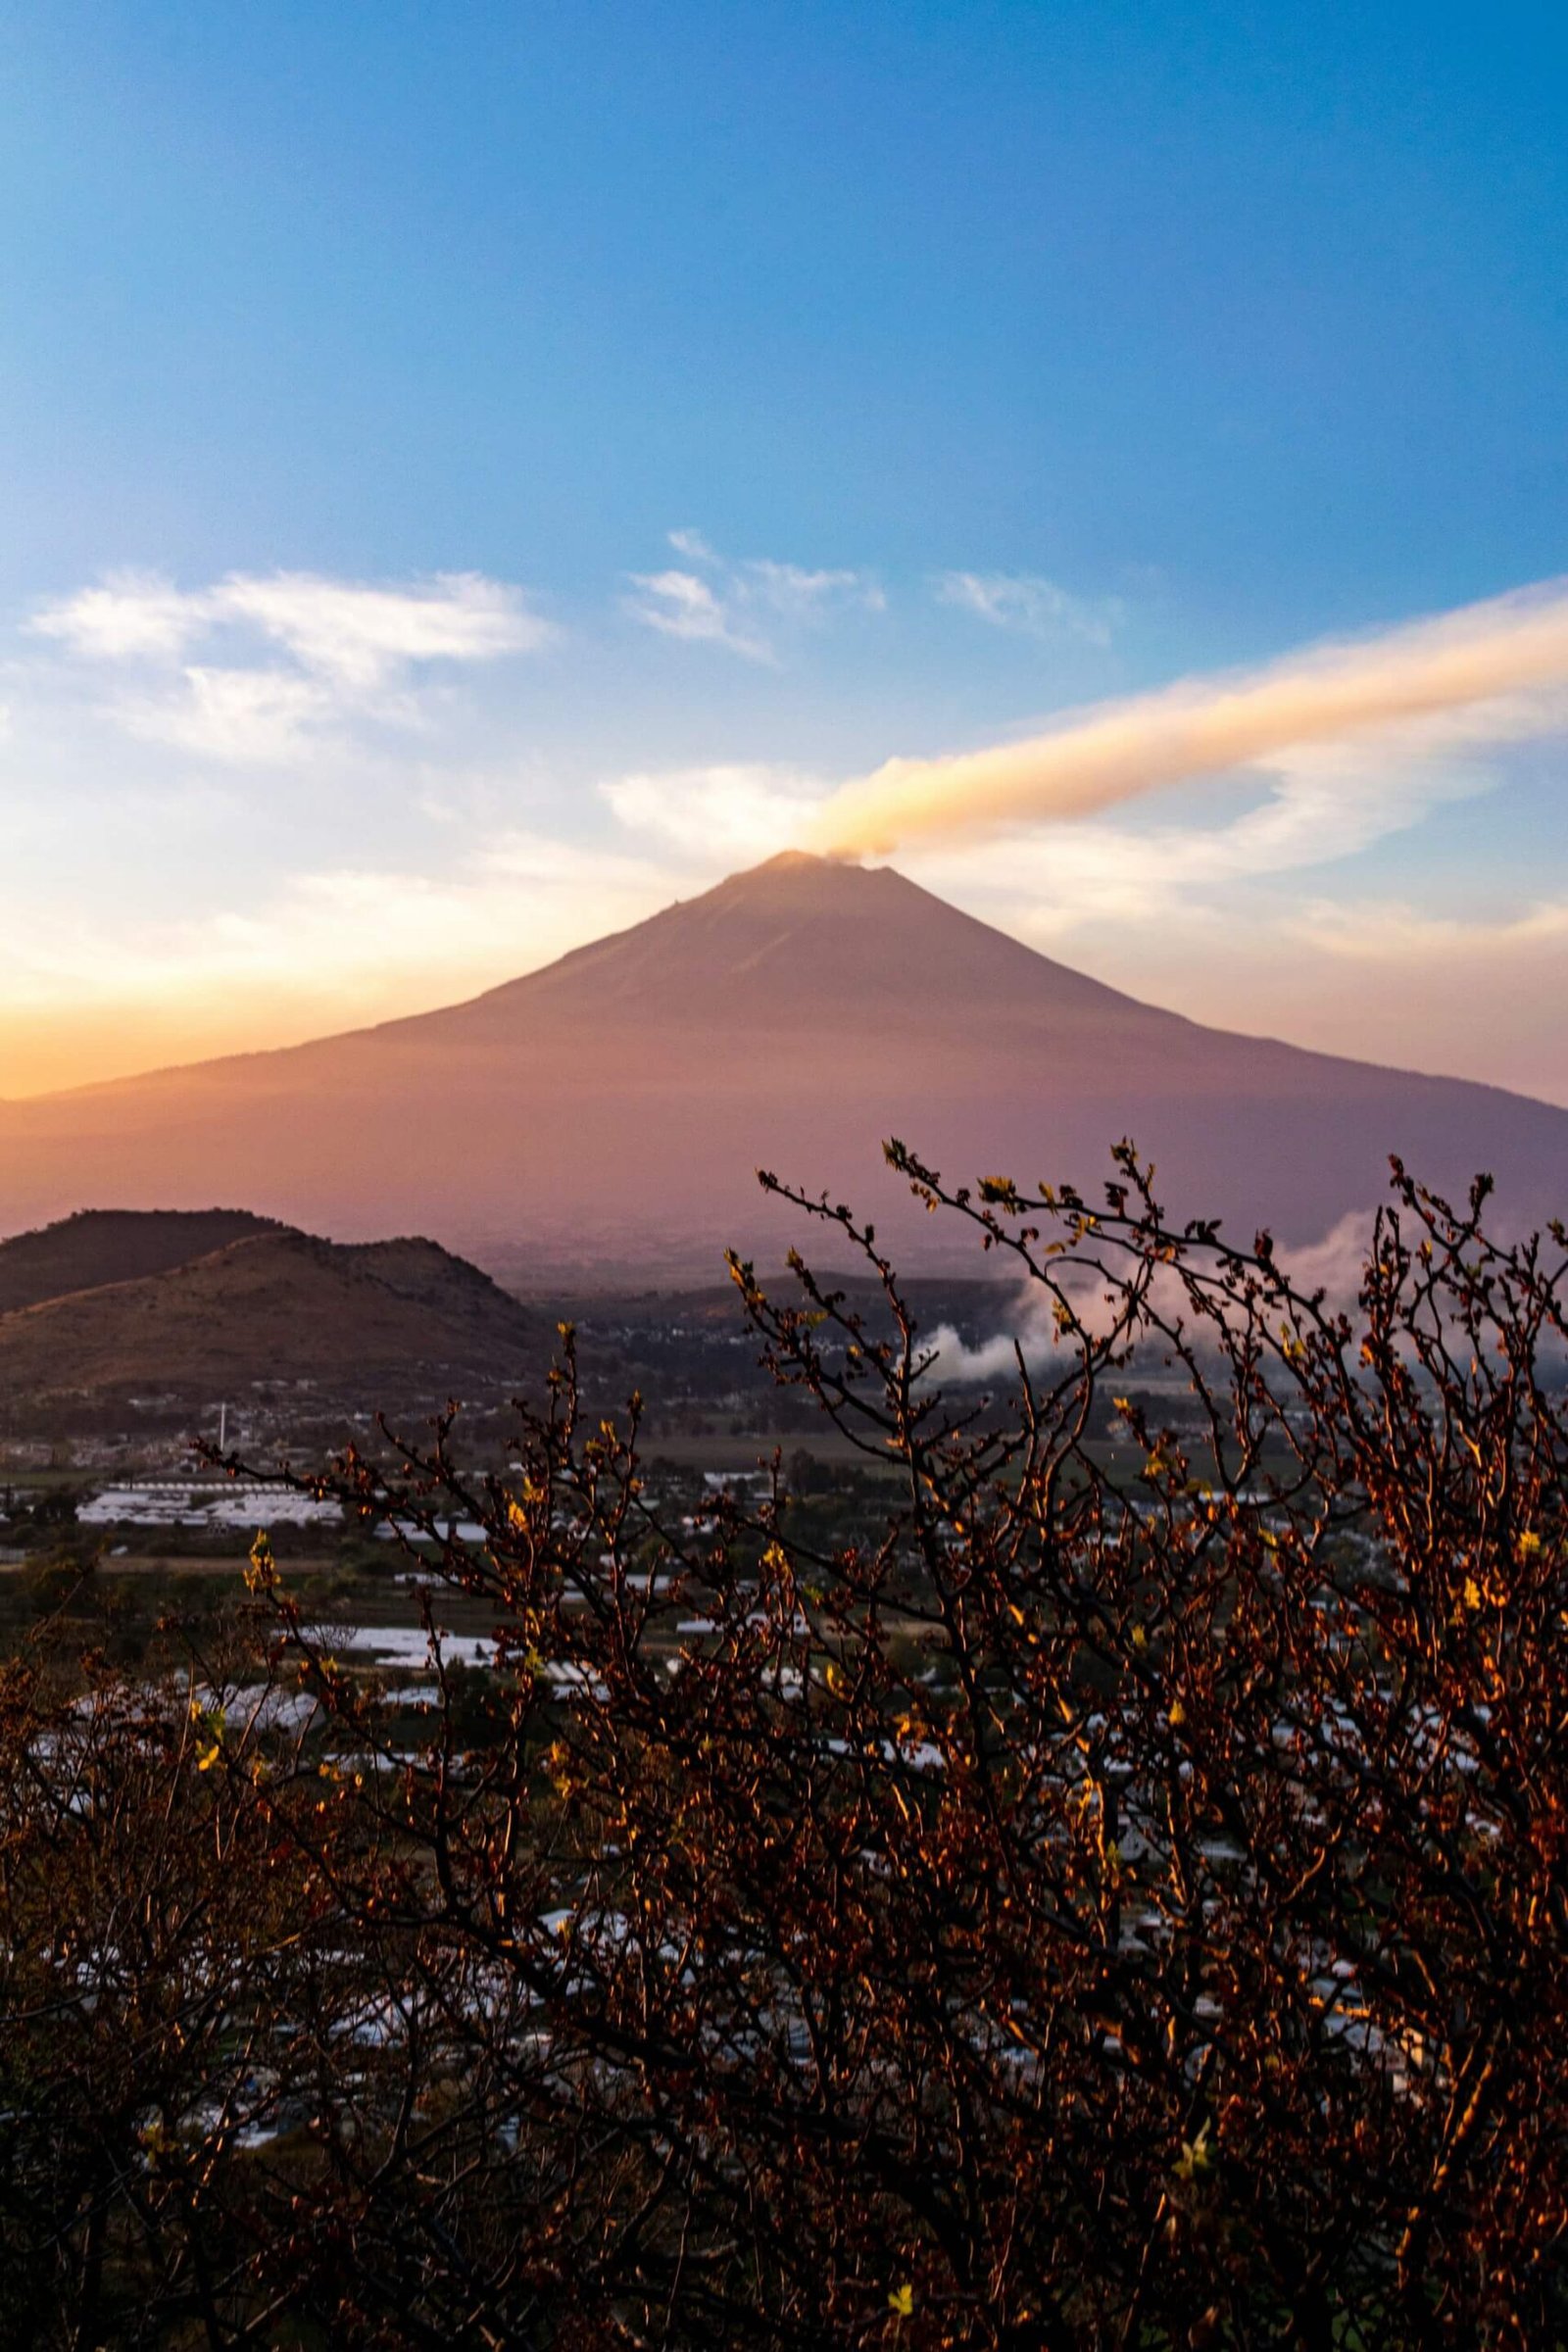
[806,578,1568,854]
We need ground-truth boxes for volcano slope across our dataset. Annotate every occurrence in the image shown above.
[2,854,1564,1281]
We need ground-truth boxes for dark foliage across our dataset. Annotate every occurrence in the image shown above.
[3,1147,1568,2346]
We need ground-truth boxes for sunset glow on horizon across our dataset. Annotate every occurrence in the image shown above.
[5,3,1568,1104]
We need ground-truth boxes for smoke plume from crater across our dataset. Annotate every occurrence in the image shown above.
[807,578,1568,855]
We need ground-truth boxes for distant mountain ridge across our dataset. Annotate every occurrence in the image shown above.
[2,853,1565,1279]
[0,1211,534,1402]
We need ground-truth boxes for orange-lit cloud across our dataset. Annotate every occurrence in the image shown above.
[807,579,1568,854]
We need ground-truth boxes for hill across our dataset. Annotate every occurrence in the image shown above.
[0,1207,283,1316]
[2,853,1566,1279]
[0,1221,535,1404]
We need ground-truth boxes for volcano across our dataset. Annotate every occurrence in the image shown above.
[2,853,1565,1283]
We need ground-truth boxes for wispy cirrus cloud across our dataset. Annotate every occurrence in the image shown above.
[117,665,337,764]
[212,570,551,685]
[32,566,554,681]
[624,566,774,661]
[1292,894,1568,961]
[624,529,883,662]
[27,567,555,761]
[934,569,1125,646]
[29,569,208,662]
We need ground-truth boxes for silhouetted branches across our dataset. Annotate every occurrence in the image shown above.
[4,1148,1568,2345]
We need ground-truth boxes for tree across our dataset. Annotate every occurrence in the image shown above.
[4,1144,1568,2346]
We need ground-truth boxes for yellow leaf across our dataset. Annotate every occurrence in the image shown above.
[1174,2121,1214,2182]
[245,1532,277,1593]
[888,2283,914,2318]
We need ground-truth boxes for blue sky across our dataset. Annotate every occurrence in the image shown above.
[3,0,1568,1099]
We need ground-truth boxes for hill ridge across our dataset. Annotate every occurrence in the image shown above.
[0,1214,535,1403]
[0,1207,286,1315]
